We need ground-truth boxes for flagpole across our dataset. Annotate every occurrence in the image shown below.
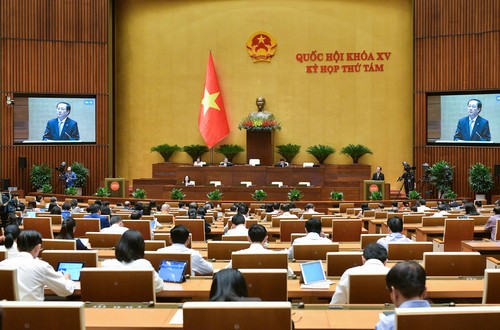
[209,147,214,165]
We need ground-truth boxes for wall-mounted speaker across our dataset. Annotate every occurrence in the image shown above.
[494,165,500,177]
[18,157,27,169]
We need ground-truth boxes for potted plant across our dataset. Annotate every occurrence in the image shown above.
[170,188,186,200]
[30,163,52,191]
[369,191,383,200]
[41,183,53,194]
[251,189,267,201]
[306,144,335,164]
[468,163,494,200]
[340,144,372,164]
[276,144,301,163]
[95,187,111,197]
[65,186,78,196]
[183,144,210,163]
[408,190,421,200]
[132,188,147,199]
[429,160,454,198]
[215,144,244,163]
[443,190,458,200]
[207,189,223,201]
[151,144,182,162]
[330,191,344,201]
[70,162,89,195]
[288,188,303,201]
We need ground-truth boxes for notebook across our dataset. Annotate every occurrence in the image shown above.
[158,260,188,283]
[299,260,332,289]
[57,261,85,281]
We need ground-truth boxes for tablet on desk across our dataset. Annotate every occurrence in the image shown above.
[158,260,188,283]
[57,262,84,281]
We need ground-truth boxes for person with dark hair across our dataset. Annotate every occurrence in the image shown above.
[433,203,451,217]
[219,157,233,167]
[0,224,21,258]
[84,204,110,229]
[101,205,112,216]
[330,243,390,304]
[224,214,248,236]
[209,269,249,301]
[101,215,129,234]
[484,207,500,240]
[275,203,298,219]
[376,216,411,250]
[372,166,385,180]
[453,98,491,141]
[50,205,62,215]
[187,207,197,219]
[178,201,187,209]
[57,217,90,250]
[464,202,481,216]
[301,203,319,218]
[130,210,142,220]
[42,101,80,140]
[0,230,75,301]
[70,199,81,214]
[64,166,77,189]
[101,230,163,292]
[276,158,289,167]
[416,199,430,212]
[356,203,371,218]
[47,202,58,213]
[288,217,332,259]
[375,261,429,330]
[157,225,212,276]
[61,202,72,219]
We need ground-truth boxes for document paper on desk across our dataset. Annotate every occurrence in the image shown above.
[299,260,332,289]
[169,309,183,325]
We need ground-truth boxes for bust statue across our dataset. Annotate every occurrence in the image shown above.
[249,97,272,119]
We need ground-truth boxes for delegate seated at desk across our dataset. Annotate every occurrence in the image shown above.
[219,157,233,167]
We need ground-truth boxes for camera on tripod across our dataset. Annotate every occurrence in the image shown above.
[56,162,66,180]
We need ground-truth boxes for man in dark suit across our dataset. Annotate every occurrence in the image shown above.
[42,102,80,141]
[453,99,491,141]
[372,166,385,180]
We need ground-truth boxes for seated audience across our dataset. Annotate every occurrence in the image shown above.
[388,201,399,213]
[130,210,142,220]
[465,202,480,216]
[302,203,319,216]
[101,230,164,292]
[209,269,249,301]
[157,225,213,276]
[160,203,171,214]
[193,157,206,167]
[356,203,371,218]
[101,215,129,234]
[0,230,75,301]
[225,214,248,237]
[219,157,233,167]
[50,205,62,215]
[58,217,90,250]
[484,207,500,240]
[432,203,451,217]
[84,204,110,229]
[416,199,431,212]
[375,261,430,330]
[376,216,412,250]
[274,203,298,219]
[275,158,289,167]
[330,243,390,304]
[0,224,21,258]
[70,199,81,213]
[288,217,332,259]
[61,202,72,220]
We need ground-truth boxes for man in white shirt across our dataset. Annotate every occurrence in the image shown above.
[0,230,75,301]
[101,215,129,234]
[158,225,213,276]
[288,217,332,259]
[376,216,412,250]
[416,199,431,212]
[300,203,319,219]
[275,203,298,219]
[330,243,390,304]
[224,214,249,237]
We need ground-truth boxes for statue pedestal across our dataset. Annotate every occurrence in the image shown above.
[246,130,274,165]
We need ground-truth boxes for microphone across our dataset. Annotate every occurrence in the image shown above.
[65,132,74,140]
[475,132,485,141]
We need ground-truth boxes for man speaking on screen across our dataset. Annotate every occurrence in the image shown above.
[453,99,491,141]
[42,102,80,141]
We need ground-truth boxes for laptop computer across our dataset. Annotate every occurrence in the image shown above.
[299,260,332,288]
[158,260,188,283]
[57,261,85,281]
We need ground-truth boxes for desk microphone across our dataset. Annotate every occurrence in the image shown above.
[475,132,485,141]
[65,132,74,140]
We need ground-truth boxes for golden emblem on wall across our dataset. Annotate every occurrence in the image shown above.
[246,31,277,62]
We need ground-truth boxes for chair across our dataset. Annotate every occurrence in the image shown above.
[80,268,156,303]
[174,219,205,241]
[153,233,192,248]
[207,241,250,260]
[144,240,165,250]
[421,216,446,226]
[41,239,76,250]
[326,252,363,276]
[232,252,288,270]
[470,215,489,226]
[339,203,354,214]
[0,250,6,261]
[144,251,191,275]
[0,301,85,330]
[423,252,485,276]
[302,212,325,219]
[292,243,340,260]
[222,235,249,241]
[39,250,98,269]
[374,211,388,219]
[495,218,500,241]
[331,219,362,242]
[0,268,19,300]
[245,218,259,228]
[272,216,298,227]
[23,217,53,239]
[483,269,500,303]
[387,242,433,260]
[240,269,288,301]
[279,220,307,242]
[73,218,101,237]
[403,214,423,224]
[348,273,391,304]
[37,213,62,225]
[433,219,474,252]
[155,213,174,224]
[360,234,386,248]
[122,220,152,240]
[86,232,122,248]
[183,301,292,330]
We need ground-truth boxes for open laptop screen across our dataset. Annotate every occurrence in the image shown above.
[57,262,84,281]
[300,260,327,284]
[158,260,187,283]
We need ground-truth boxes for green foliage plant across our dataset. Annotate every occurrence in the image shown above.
[183,144,210,163]
[408,190,421,200]
[369,191,383,200]
[30,163,52,190]
[251,189,267,201]
[288,188,304,201]
[70,162,89,188]
[170,188,186,200]
[306,144,335,164]
[65,186,78,196]
[41,183,53,194]
[151,144,182,162]
[276,144,301,163]
[95,187,111,197]
[429,160,454,194]
[215,144,244,163]
[468,163,494,194]
[207,189,223,201]
[132,188,147,199]
[340,144,372,164]
[329,191,344,201]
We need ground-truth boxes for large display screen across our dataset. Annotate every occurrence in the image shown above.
[13,95,96,144]
[427,91,500,145]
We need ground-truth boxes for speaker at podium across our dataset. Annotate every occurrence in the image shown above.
[105,178,129,198]
[363,180,385,200]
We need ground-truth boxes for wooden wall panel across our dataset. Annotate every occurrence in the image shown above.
[414,0,500,199]
[0,0,110,195]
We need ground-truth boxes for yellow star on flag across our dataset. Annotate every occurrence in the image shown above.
[201,89,220,115]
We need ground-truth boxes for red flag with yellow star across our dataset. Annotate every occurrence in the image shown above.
[198,52,230,148]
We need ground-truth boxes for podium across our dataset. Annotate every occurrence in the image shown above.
[105,178,129,198]
[363,180,385,200]
[246,130,274,166]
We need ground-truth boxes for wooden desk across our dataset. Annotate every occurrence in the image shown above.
[415,226,488,242]
[461,240,500,257]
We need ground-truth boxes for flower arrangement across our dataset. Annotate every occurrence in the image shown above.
[238,115,281,131]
